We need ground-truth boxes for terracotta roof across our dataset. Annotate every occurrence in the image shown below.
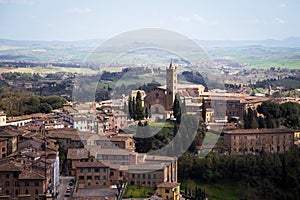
[6,115,32,123]
[67,148,89,160]
[157,182,180,188]
[0,138,8,142]
[72,160,107,168]
[47,128,82,140]
[0,126,20,137]
[110,136,132,142]
[0,162,22,172]
[224,128,293,135]
[18,170,45,180]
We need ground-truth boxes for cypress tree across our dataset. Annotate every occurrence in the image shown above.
[173,93,181,124]
[202,98,206,123]
[128,95,133,119]
[145,106,149,119]
[135,91,144,120]
[132,97,136,120]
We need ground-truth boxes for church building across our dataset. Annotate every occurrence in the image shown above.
[144,60,208,120]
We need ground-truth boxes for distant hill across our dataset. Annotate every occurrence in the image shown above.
[1,37,300,48]
[0,38,103,48]
[196,37,300,48]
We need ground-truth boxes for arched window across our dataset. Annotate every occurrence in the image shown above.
[5,181,9,187]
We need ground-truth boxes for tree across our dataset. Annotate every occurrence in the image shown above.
[39,103,52,113]
[173,93,181,124]
[128,95,133,119]
[257,101,281,128]
[134,122,152,153]
[202,98,206,123]
[132,97,136,120]
[145,106,149,119]
[244,108,258,129]
[135,91,144,120]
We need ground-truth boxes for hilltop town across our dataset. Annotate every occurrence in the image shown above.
[0,59,299,200]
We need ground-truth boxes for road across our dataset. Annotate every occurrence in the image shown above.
[56,176,74,200]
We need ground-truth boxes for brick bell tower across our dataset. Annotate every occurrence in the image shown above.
[166,59,177,110]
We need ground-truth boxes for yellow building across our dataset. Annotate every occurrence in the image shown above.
[294,131,300,139]
[156,182,180,200]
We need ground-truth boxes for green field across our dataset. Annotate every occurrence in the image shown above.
[244,59,300,69]
[180,179,240,200]
[123,185,155,198]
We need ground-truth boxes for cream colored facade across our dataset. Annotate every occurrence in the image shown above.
[156,182,180,200]
[0,111,6,126]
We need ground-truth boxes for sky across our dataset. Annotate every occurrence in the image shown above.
[0,0,299,41]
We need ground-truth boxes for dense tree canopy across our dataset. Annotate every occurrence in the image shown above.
[241,101,300,129]
[179,151,300,200]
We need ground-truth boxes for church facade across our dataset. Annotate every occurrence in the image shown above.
[144,61,177,115]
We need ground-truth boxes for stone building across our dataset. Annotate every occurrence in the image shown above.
[224,128,294,155]
[0,161,46,200]
[0,138,8,159]
[66,148,178,189]
[156,182,180,200]
[144,61,177,115]
[0,126,19,155]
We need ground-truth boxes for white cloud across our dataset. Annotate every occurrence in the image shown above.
[173,16,191,23]
[173,14,218,25]
[274,17,285,24]
[193,14,206,24]
[278,3,287,8]
[65,7,92,14]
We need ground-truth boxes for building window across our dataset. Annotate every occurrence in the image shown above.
[15,189,18,195]
[35,189,39,194]
[5,174,9,178]
[103,175,106,180]
[87,176,92,180]
[103,168,106,173]
[143,174,145,179]
[79,176,84,180]
[5,181,9,187]
[25,182,29,186]
[25,189,29,194]
[80,168,84,173]
[153,174,156,179]
[94,168,100,173]
[34,182,39,186]
[103,182,106,186]
[94,176,100,180]
[148,174,151,179]
[88,182,91,186]
[6,190,9,195]
[165,189,169,193]
[110,171,114,177]
[88,168,91,173]
[137,174,140,179]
